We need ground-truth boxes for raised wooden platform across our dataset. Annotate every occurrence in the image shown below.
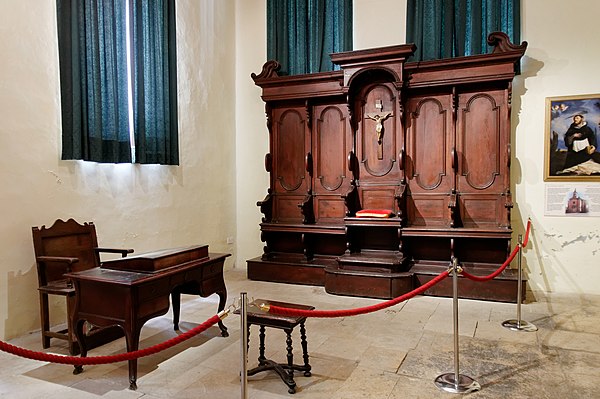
[248,255,525,303]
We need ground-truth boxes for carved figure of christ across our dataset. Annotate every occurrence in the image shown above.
[366,112,393,159]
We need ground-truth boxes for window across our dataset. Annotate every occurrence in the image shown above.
[406,0,520,62]
[56,0,179,165]
[267,0,353,76]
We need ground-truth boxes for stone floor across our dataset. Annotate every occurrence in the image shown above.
[1,268,600,398]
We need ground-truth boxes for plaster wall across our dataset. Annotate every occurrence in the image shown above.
[0,0,236,340]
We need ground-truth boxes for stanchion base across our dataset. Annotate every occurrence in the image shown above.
[501,319,538,332]
[434,373,481,394]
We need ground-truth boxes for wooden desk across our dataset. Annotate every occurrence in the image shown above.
[65,247,230,390]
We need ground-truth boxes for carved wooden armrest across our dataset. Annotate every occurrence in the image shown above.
[395,183,407,225]
[36,255,79,287]
[36,255,79,265]
[298,193,315,224]
[448,191,461,228]
[504,192,514,209]
[95,247,134,258]
[257,190,274,222]
[342,184,360,217]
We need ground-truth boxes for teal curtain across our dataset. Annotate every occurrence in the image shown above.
[57,0,178,165]
[57,0,132,162]
[131,0,179,165]
[406,0,520,61]
[267,0,353,76]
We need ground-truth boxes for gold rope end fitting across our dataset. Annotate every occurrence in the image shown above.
[447,257,463,274]
[217,308,230,320]
[259,303,270,312]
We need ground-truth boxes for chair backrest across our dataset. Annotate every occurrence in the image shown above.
[32,219,100,286]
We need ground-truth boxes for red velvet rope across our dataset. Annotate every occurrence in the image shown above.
[0,314,221,366]
[522,218,532,248]
[1,220,535,366]
[267,270,449,318]
[460,244,520,282]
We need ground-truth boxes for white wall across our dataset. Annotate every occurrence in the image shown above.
[0,0,598,341]
[235,0,269,274]
[515,0,600,294]
[0,0,236,340]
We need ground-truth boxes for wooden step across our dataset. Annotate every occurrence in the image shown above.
[337,250,407,272]
[324,265,413,299]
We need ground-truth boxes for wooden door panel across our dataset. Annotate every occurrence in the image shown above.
[457,91,507,193]
[459,194,504,228]
[273,107,308,194]
[313,104,351,194]
[360,187,398,211]
[314,195,347,222]
[274,195,305,223]
[405,94,454,227]
[406,95,453,193]
[406,195,449,226]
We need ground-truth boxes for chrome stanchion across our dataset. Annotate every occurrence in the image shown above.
[240,292,249,399]
[435,257,481,394]
[502,235,537,332]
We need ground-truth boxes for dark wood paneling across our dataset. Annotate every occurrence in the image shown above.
[250,33,527,302]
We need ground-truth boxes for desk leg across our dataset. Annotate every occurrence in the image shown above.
[124,326,141,390]
[171,290,181,330]
[73,318,86,375]
[216,288,229,337]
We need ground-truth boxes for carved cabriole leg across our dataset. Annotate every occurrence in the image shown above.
[216,288,229,337]
[125,323,143,390]
[300,321,311,377]
[171,290,181,330]
[72,318,86,375]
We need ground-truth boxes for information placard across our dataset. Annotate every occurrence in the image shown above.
[545,184,600,216]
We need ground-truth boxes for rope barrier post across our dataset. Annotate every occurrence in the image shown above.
[240,292,249,399]
[502,234,537,332]
[434,257,481,394]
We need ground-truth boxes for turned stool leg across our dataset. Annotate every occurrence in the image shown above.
[285,328,296,393]
[247,324,251,362]
[258,325,266,364]
[299,321,311,376]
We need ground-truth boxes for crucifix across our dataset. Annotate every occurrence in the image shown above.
[366,100,393,159]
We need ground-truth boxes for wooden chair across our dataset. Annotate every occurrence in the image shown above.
[32,218,133,354]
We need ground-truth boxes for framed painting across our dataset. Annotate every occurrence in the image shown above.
[544,94,600,181]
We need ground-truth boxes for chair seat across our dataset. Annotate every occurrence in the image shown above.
[38,280,75,296]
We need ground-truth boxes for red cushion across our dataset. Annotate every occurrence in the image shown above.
[355,209,393,218]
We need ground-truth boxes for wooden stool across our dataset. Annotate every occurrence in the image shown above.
[241,299,314,394]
